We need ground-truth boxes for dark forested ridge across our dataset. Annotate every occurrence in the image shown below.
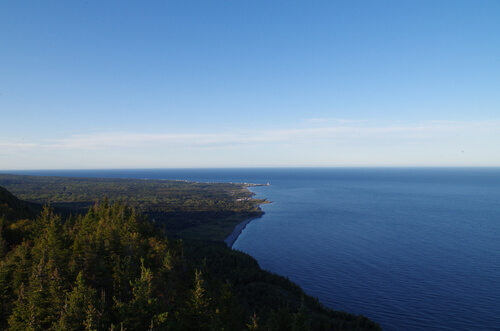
[0,175,381,330]
[0,186,40,221]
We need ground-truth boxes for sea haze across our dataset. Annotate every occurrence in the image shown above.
[5,167,500,330]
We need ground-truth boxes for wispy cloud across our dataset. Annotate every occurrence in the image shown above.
[47,132,232,150]
[303,118,370,125]
[256,120,500,142]
[0,142,39,151]
[2,120,499,153]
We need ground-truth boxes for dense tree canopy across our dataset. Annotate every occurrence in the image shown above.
[0,181,380,330]
[0,174,268,241]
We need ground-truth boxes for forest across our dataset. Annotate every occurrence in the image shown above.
[0,174,268,242]
[0,174,381,330]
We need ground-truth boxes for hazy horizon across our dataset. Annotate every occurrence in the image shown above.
[2,165,500,173]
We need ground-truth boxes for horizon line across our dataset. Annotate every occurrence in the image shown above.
[2,165,500,172]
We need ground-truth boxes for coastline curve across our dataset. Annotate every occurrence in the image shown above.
[224,216,261,249]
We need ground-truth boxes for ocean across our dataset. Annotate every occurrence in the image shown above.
[4,167,500,330]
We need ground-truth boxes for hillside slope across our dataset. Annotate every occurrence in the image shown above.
[0,182,381,330]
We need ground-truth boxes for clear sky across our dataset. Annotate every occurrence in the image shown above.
[1,1,499,169]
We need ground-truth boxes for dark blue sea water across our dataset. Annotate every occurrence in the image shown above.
[4,168,500,330]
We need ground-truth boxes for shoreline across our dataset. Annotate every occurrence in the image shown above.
[224,216,261,249]
[224,184,270,248]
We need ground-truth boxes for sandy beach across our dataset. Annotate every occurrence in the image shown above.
[224,184,270,248]
[224,216,260,248]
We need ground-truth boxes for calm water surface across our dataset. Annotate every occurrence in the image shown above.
[6,168,500,330]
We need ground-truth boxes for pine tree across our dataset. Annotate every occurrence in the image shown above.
[214,281,246,330]
[7,283,31,331]
[0,216,8,258]
[115,260,167,330]
[31,206,68,271]
[266,308,293,331]
[246,313,260,330]
[291,296,311,331]
[8,254,66,330]
[180,269,213,331]
[57,272,102,331]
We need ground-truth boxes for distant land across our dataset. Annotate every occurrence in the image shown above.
[0,173,381,330]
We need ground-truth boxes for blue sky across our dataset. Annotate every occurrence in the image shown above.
[1,1,499,169]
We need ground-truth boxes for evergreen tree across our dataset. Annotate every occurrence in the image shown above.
[0,187,381,331]
[180,269,213,330]
[57,272,104,331]
[291,296,311,331]
[115,260,168,330]
[31,206,68,272]
[214,281,246,330]
[246,313,260,330]
[7,283,31,331]
[266,308,293,331]
[0,216,8,258]
[8,254,66,330]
